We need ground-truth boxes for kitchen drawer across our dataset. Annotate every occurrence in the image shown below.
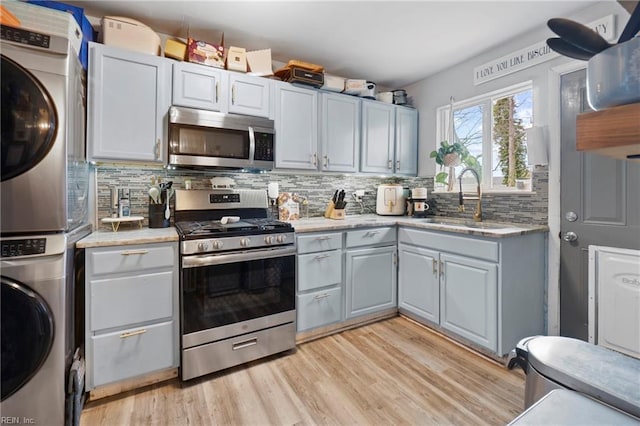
[297,249,342,292]
[297,287,342,331]
[297,232,342,254]
[87,242,176,276]
[346,227,396,248]
[181,322,295,380]
[90,270,174,331]
[399,228,499,262]
[91,320,175,387]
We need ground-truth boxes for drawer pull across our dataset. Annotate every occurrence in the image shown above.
[315,236,331,241]
[121,250,149,256]
[232,338,258,351]
[120,329,147,338]
[365,230,380,237]
[314,293,330,300]
[314,254,331,260]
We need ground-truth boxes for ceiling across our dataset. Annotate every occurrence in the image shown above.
[71,0,606,88]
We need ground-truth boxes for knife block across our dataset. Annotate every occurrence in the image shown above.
[324,200,345,220]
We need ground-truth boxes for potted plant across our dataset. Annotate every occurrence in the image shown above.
[430,141,468,189]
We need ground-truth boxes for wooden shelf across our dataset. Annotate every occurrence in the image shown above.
[576,103,640,162]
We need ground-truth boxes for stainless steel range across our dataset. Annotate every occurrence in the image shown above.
[174,189,296,381]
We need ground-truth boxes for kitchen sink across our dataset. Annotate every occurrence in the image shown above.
[421,218,517,230]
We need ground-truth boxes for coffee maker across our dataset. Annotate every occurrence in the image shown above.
[407,187,428,218]
[110,187,131,218]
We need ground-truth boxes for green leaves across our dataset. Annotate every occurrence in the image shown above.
[429,140,468,166]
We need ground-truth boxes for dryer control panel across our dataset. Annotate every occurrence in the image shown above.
[1,238,46,258]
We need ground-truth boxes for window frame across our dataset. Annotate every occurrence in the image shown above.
[435,81,534,193]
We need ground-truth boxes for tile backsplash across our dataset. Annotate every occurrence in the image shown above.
[95,165,548,230]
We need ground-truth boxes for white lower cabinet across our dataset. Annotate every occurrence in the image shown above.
[345,245,397,319]
[398,227,545,356]
[296,232,343,332]
[345,227,397,320]
[398,244,439,324]
[296,227,398,334]
[440,253,498,351]
[85,242,179,390]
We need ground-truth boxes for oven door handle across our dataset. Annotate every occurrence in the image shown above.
[182,246,296,268]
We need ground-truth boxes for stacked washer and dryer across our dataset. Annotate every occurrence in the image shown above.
[1,17,90,426]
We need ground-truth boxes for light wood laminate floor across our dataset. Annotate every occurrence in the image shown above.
[81,317,525,425]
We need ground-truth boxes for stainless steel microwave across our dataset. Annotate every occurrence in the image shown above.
[168,106,275,170]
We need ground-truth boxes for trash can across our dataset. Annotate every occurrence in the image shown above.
[507,336,640,419]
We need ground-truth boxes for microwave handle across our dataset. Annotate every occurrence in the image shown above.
[248,126,256,165]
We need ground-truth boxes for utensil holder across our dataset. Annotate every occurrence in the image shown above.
[148,202,169,228]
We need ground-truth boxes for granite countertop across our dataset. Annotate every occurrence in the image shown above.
[77,227,179,248]
[290,214,548,238]
[77,215,548,247]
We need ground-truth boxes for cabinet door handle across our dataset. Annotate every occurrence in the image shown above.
[396,160,400,170]
[231,84,236,105]
[121,250,149,255]
[432,259,438,275]
[393,251,398,266]
[311,153,317,166]
[314,254,331,260]
[155,139,161,160]
[215,82,219,103]
[440,260,445,277]
[120,329,147,338]
[232,338,257,351]
[323,155,328,168]
[388,159,393,170]
[314,293,330,300]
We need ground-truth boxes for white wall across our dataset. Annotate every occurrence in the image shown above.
[405,0,628,335]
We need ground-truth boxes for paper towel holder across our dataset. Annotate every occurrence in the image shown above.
[526,126,549,166]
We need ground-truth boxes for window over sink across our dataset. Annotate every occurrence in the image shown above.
[435,81,533,193]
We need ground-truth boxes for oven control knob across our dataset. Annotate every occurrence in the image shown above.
[198,241,210,252]
[264,236,274,244]
[240,237,250,247]
[276,234,286,243]
[213,240,223,250]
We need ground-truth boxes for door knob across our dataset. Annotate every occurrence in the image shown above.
[563,231,578,242]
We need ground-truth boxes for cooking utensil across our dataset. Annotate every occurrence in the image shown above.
[164,186,174,220]
[148,186,160,204]
[618,2,640,43]
[546,37,595,61]
[547,18,611,54]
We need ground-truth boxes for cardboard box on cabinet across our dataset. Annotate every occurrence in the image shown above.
[226,46,247,72]
[165,38,187,61]
[246,49,273,76]
[186,28,225,68]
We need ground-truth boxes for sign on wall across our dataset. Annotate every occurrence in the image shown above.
[473,15,616,85]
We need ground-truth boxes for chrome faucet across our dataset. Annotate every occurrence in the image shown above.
[458,167,482,222]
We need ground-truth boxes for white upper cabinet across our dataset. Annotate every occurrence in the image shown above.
[361,99,418,176]
[360,100,396,173]
[228,73,271,118]
[319,93,361,172]
[87,42,171,163]
[274,82,318,170]
[172,61,225,111]
[395,107,418,176]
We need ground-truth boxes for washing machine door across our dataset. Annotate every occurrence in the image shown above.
[1,277,54,401]
[0,54,58,182]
